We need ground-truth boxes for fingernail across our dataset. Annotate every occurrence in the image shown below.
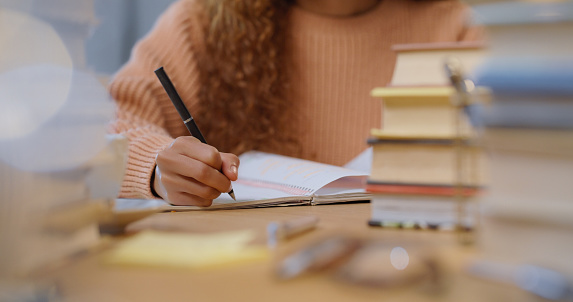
[231,164,238,175]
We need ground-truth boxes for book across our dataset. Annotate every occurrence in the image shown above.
[369,193,477,230]
[468,13,573,221]
[365,43,487,233]
[481,127,573,157]
[113,151,371,213]
[476,127,573,275]
[366,183,481,197]
[477,127,573,224]
[472,1,573,57]
[469,93,573,130]
[474,58,573,96]
[466,14,573,272]
[370,86,475,138]
[389,42,486,86]
[367,136,486,187]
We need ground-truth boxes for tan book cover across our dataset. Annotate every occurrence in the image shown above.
[389,42,486,86]
[368,137,486,187]
[370,86,475,138]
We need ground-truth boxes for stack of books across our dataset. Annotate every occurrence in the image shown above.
[470,1,573,272]
[367,42,488,230]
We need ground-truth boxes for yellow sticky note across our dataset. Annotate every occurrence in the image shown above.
[104,230,268,269]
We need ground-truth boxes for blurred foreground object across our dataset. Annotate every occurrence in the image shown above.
[468,259,573,301]
[276,237,441,292]
[276,237,361,280]
[0,1,126,296]
[469,1,573,275]
[104,230,268,269]
[335,242,440,290]
[267,216,319,248]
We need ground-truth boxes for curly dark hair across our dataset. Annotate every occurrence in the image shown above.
[195,0,298,156]
[194,0,443,155]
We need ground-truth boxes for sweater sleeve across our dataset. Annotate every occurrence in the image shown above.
[108,0,203,199]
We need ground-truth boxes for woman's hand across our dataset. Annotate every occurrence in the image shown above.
[152,136,240,206]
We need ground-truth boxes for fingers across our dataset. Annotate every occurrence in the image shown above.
[173,152,231,193]
[170,136,223,170]
[165,190,215,207]
[157,137,230,192]
[153,136,238,207]
[159,174,220,207]
[221,152,240,181]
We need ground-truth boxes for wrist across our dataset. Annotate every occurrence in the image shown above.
[150,165,161,198]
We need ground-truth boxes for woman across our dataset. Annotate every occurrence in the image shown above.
[109,0,482,206]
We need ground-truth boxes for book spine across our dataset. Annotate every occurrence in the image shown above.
[365,182,483,197]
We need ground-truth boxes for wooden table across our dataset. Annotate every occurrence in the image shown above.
[46,203,530,302]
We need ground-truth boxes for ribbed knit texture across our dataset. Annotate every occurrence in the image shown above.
[109,0,483,199]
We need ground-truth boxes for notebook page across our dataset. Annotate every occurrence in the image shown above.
[216,151,367,202]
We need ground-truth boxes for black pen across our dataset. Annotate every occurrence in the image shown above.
[154,66,236,200]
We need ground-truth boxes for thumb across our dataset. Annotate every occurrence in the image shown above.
[220,152,240,181]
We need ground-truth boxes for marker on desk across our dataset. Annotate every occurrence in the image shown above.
[267,216,319,248]
[276,236,361,280]
[154,66,235,200]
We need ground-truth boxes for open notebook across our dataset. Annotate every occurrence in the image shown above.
[114,151,371,212]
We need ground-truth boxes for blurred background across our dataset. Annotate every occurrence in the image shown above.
[0,0,176,75]
[86,0,175,75]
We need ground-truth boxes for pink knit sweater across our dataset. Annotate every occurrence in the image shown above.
[109,0,482,199]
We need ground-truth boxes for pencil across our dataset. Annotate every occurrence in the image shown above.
[154,66,236,200]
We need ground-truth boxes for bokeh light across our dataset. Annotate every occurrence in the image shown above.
[390,246,410,270]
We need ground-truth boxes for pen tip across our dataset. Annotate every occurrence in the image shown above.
[229,190,236,201]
